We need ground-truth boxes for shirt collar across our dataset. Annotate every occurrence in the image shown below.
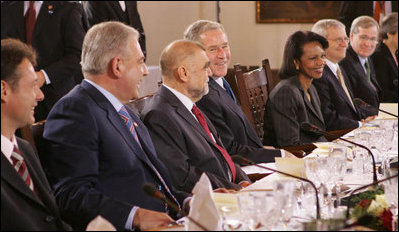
[211,76,225,89]
[357,55,368,67]
[326,59,338,77]
[1,134,18,164]
[163,84,195,114]
[84,79,124,112]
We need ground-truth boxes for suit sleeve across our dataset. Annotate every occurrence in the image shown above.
[43,98,132,231]
[312,77,359,130]
[198,94,281,163]
[43,3,86,90]
[143,110,242,192]
[268,86,301,147]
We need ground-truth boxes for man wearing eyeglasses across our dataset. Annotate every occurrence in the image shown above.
[339,16,381,117]
[311,19,376,131]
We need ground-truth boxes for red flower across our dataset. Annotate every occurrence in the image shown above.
[359,199,372,208]
[379,209,393,231]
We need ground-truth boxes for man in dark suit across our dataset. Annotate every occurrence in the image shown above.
[84,1,146,57]
[312,19,376,131]
[1,38,71,230]
[1,1,87,121]
[338,1,398,36]
[183,20,289,163]
[142,40,251,193]
[43,22,188,231]
[339,16,381,117]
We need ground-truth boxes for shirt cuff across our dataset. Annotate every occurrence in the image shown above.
[41,69,51,85]
[280,149,285,158]
[182,197,192,213]
[125,206,139,230]
[358,121,362,128]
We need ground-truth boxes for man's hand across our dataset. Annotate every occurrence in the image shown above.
[132,208,174,231]
[263,145,276,149]
[238,181,251,188]
[35,71,46,87]
[284,150,300,158]
[361,115,377,124]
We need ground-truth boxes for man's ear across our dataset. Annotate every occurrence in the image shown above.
[1,80,11,103]
[109,57,123,79]
[176,65,189,82]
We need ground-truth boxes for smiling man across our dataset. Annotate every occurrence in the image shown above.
[183,20,289,164]
[311,19,376,131]
[43,22,189,231]
[142,40,251,193]
[1,38,72,230]
[339,16,381,117]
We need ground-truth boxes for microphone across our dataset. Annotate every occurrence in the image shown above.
[301,122,378,183]
[142,183,209,231]
[231,155,321,220]
[353,98,398,118]
[344,174,398,221]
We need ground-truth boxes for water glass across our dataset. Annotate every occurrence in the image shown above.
[221,205,243,231]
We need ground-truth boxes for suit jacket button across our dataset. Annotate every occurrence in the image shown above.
[46,215,54,222]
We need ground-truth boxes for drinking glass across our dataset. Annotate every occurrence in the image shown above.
[221,205,243,231]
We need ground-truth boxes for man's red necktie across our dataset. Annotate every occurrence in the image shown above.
[191,105,236,181]
[25,1,36,45]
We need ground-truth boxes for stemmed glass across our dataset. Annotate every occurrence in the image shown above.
[273,179,297,230]
[328,145,347,207]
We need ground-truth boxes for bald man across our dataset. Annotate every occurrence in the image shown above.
[142,40,251,193]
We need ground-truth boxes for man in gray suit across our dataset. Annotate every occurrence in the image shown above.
[142,40,251,193]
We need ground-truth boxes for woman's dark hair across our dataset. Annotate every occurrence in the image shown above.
[279,31,328,79]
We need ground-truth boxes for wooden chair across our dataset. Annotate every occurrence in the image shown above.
[225,66,248,104]
[126,94,154,117]
[234,63,269,142]
[262,59,278,94]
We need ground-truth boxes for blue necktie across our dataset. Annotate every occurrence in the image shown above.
[222,78,237,103]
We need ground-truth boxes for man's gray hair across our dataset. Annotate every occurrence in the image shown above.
[183,20,226,42]
[312,19,346,37]
[380,12,398,40]
[81,21,139,75]
[350,16,379,34]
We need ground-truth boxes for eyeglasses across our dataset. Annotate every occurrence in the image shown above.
[358,35,378,44]
[328,37,350,44]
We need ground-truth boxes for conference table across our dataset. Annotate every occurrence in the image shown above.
[156,104,398,231]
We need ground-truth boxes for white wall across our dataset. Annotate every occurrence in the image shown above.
[138,1,314,69]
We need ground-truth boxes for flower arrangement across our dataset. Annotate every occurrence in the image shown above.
[350,187,393,231]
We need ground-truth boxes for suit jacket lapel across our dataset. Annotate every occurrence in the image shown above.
[159,86,218,147]
[8,2,25,41]
[80,81,155,168]
[294,77,324,124]
[1,153,43,206]
[325,66,357,114]
[209,79,262,146]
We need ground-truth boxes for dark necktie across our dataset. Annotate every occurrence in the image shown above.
[118,106,180,211]
[191,105,236,181]
[11,146,34,191]
[222,78,237,103]
[364,60,371,83]
[25,1,36,45]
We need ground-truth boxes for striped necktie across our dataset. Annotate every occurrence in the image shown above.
[118,106,180,211]
[11,146,34,191]
[119,106,141,147]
